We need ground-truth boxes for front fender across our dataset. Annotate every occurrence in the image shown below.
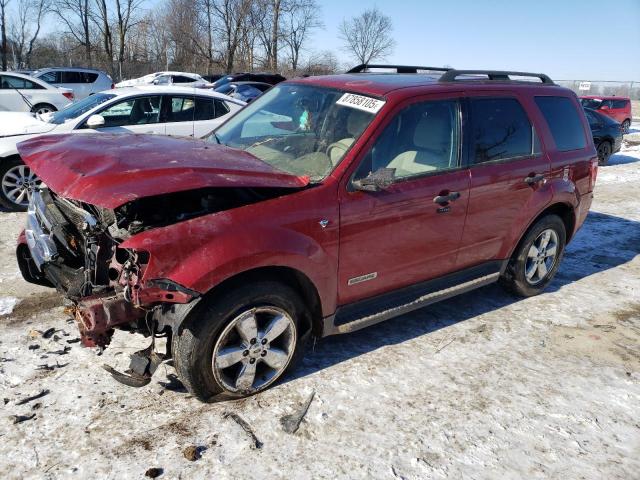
[121,192,339,316]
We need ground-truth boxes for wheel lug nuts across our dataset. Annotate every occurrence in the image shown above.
[261,338,267,345]
[243,350,249,356]
[250,338,257,344]
[249,358,256,364]
[261,350,267,357]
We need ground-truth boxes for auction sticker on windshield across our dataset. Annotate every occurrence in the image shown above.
[336,93,385,114]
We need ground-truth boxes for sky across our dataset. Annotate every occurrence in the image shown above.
[314,0,640,81]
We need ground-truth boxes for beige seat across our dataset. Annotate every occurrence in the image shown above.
[387,110,453,177]
[327,110,371,165]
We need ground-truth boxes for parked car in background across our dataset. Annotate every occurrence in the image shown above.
[212,72,286,89]
[0,86,244,210]
[116,71,210,88]
[584,107,623,165]
[15,66,597,400]
[214,81,272,102]
[0,72,73,114]
[202,74,225,83]
[580,96,632,133]
[32,67,113,100]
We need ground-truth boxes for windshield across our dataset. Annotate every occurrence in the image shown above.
[48,93,115,124]
[210,84,380,181]
[581,98,602,109]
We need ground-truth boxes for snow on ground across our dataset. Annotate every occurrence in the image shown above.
[0,140,639,479]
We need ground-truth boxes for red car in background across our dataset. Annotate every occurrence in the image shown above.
[580,96,632,133]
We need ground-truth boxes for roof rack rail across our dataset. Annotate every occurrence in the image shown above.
[439,70,554,84]
[347,64,453,74]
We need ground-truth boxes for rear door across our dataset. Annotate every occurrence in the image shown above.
[162,94,230,137]
[338,94,470,305]
[456,93,552,269]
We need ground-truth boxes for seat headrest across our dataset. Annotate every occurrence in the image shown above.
[346,109,371,137]
[412,108,452,151]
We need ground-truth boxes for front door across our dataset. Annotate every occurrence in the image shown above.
[90,95,165,135]
[338,96,470,306]
[456,94,552,269]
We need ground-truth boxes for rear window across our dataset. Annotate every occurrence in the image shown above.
[611,99,629,109]
[470,97,534,164]
[535,96,587,151]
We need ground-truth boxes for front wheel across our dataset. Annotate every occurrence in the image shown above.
[596,141,612,166]
[0,157,41,211]
[172,281,306,401]
[499,214,566,297]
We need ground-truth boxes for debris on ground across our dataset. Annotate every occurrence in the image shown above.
[15,389,50,406]
[224,412,263,449]
[28,345,40,350]
[10,414,36,424]
[158,374,186,392]
[280,391,316,434]
[182,445,204,461]
[41,328,56,339]
[47,346,71,355]
[36,362,68,371]
[66,338,81,344]
[144,467,163,478]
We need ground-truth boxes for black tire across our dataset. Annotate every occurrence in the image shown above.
[596,141,612,166]
[172,281,308,401]
[621,119,630,134]
[499,214,566,297]
[30,103,57,115]
[0,156,38,212]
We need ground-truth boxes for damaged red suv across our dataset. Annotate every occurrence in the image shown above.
[16,65,597,400]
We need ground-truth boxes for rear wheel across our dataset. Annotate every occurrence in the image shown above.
[499,214,566,297]
[30,103,56,115]
[172,281,306,401]
[621,119,630,134]
[596,141,612,166]
[0,157,41,211]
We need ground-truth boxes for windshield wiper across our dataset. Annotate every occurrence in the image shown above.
[9,84,33,111]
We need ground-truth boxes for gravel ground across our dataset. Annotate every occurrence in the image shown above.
[0,136,639,479]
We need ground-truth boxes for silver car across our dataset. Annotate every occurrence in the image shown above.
[32,68,113,100]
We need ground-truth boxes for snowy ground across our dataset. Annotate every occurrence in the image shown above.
[1,132,639,479]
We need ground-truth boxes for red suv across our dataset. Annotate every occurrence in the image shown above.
[580,95,633,132]
[16,65,598,400]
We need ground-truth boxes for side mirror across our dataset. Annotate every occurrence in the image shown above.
[600,104,609,110]
[86,114,105,129]
[352,168,395,192]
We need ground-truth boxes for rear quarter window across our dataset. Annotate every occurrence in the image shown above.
[535,96,587,151]
[611,99,629,109]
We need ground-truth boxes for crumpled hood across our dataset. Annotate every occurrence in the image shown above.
[0,112,56,137]
[17,133,309,209]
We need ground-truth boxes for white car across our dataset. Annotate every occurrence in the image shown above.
[0,72,74,114]
[31,67,114,100]
[116,71,210,88]
[0,86,244,210]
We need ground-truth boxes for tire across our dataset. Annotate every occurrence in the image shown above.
[0,157,41,212]
[596,140,612,166]
[30,103,57,115]
[621,119,630,134]
[172,281,308,401]
[499,214,566,297]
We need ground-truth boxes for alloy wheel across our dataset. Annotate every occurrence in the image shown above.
[1,164,41,207]
[212,306,296,394]
[34,105,54,115]
[525,229,559,285]
[622,120,630,134]
[597,142,611,165]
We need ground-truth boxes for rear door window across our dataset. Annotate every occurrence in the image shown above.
[535,96,587,151]
[61,71,83,83]
[469,98,534,164]
[167,96,219,122]
[611,99,628,109]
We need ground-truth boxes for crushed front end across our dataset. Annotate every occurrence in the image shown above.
[17,188,198,349]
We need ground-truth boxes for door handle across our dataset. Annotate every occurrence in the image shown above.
[433,191,461,205]
[524,174,545,185]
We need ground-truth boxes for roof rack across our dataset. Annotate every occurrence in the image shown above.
[439,70,554,84]
[347,64,453,74]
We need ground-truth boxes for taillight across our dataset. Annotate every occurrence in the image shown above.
[589,157,598,190]
[62,92,74,101]
[111,83,115,89]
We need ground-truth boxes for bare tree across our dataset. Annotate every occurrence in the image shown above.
[281,0,321,71]
[212,0,250,72]
[114,0,143,80]
[94,0,114,74]
[52,0,93,65]
[0,0,8,70]
[11,0,49,68]
[338,7,395,65]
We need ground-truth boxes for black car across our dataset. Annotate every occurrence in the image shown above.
[214,81,272,102]
[212,72,286,89]
[584,107,623,165]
